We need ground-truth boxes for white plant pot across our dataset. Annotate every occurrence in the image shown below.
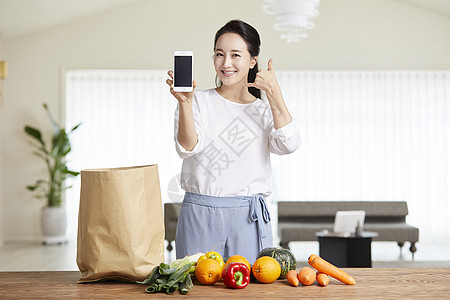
[41,206,68,245]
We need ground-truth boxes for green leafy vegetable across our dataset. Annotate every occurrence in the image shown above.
[138,253,204,295]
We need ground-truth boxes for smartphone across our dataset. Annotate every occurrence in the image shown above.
[173,51,194,92]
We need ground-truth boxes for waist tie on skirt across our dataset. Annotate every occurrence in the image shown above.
[183,192,271,251]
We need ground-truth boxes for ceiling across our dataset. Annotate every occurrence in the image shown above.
[394,0,450,18]
[0,0,449,41]
[0,0,141,40]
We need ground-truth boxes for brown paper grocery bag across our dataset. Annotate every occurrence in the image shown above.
[76,165,165,283]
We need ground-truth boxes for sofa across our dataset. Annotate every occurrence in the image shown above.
[278,201,419,257]
[164,202,181,252]
[164,200,420,258]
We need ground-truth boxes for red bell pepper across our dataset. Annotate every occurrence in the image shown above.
[222,262,250,289]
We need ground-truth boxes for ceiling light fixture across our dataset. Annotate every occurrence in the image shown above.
[262,0,320,43]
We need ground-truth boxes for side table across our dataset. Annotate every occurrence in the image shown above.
[315,231,378,268]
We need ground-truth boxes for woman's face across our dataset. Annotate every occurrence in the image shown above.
[214,32,257,88]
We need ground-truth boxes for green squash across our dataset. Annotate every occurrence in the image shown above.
[256,247,297,279]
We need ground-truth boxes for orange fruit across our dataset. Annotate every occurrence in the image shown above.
[252,256,281,284]
[298,267,316,286]
[195,258,222,285]
[197,252,225,279]
[225,255,251,271]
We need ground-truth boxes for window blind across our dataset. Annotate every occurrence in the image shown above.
[272,71,450,241]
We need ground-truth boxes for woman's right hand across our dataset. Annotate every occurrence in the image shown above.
[166,70,197,103]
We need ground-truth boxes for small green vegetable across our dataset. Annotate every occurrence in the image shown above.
[179,274,193,294]
[145,283,158,293]
[185,273,194,290]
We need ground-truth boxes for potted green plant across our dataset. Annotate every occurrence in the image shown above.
[24,103,80,244]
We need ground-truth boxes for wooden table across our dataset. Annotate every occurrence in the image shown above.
[1,269,449,299]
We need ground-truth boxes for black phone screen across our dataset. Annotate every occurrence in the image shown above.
[174,56,192,87]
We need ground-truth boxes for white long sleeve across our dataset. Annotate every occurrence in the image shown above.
[173,89,301,197]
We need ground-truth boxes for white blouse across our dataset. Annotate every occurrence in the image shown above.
[174,89,301,197]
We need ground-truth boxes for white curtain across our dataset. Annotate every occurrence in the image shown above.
[65,70,450,242]
[272,71,450,241]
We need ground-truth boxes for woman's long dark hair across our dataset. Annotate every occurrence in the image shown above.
[214,20,261,99]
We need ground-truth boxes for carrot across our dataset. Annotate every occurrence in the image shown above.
[316,272,329,286]
[286,270,299,287]
[297,267,316,286]
[308,254,356,285]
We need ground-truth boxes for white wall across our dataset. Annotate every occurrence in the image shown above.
[0,36,4,245]
[1,0,450,241]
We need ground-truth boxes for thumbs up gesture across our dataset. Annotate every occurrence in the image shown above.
[246,58,279,96]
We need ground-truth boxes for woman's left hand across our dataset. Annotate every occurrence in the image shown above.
[247,58,292,129]
[246,58,279,96]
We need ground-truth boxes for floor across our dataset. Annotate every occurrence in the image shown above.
[1,239,450,271]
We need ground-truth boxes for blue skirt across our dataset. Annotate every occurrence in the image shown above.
[175,192,273,264]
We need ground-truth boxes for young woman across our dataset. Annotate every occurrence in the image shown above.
[166,20,301,263]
